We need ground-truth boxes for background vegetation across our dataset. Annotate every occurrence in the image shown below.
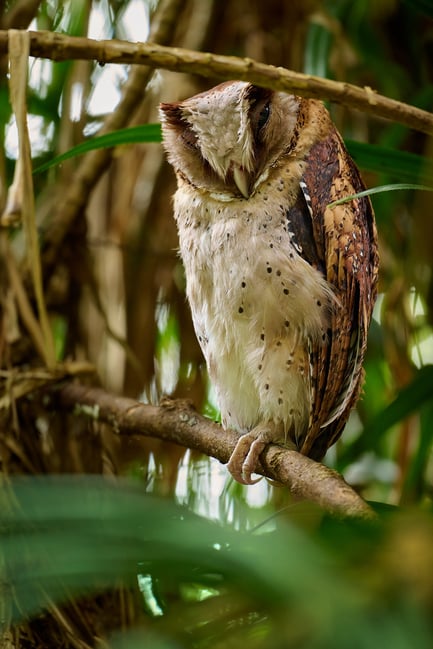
[1,0,433,647]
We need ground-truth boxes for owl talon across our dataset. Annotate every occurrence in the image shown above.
[227,427,276,485]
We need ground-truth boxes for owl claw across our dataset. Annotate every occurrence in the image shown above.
[227,426,276,485]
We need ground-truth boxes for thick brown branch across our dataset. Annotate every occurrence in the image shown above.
[55,382,376,521]
[0,30,431,134]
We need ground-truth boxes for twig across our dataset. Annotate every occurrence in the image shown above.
[1,234,47,362]
[7,30,56,368]
[55,382,376,521]
[2,0,43,29]
[0,361,95,409]
[0,30,431,135]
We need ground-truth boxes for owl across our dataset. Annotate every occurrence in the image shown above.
[160,81,378,484]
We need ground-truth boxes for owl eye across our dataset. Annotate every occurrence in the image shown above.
[257,102,271,131]
[181,126,198,151]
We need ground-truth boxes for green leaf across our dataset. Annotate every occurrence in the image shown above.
[338,365,433,467]
[0,476,335,624]
[3,477,433,648]
[401,398,433,502]
[328,183,433,208]
[33,123,163,173]
[304,22,333,78]
[345,140,433,185]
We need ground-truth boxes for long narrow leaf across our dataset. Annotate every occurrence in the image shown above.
[304,22,333,78]
[346,140,433,185]
[2,479,433,648]
[34,126,433,191]
[328,183,433,208]
[33,123,162,173]
[338,365,433,467]
[0,476,341,624]
[401,399,433,501]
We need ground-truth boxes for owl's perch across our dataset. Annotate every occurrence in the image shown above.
[54,382,376,521]
[0,30,432,135]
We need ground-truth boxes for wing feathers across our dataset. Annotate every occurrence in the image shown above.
[298,125,378,458]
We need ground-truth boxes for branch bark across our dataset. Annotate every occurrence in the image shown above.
[55,382,376,521]
[0,29,432,135]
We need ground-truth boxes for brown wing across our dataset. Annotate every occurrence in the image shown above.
[297,126,379,460]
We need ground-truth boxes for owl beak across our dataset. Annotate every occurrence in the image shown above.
[233,165,250,199]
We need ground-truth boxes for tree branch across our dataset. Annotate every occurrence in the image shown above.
[55,382,376,521]
[0,30,432,135]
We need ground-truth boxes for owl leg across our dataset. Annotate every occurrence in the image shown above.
[227,422,294,485]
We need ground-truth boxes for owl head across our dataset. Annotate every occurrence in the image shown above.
[160,81,300,199]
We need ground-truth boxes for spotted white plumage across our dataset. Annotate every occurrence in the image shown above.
[160,81,378,484]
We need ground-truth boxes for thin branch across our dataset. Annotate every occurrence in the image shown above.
[0,30,432,135]
[8,30,56,367]
[55,382,376,521]
[1,234,47,362]
[2,0,43,29]
[0,361,95,409]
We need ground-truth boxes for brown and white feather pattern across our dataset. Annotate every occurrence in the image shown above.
[160,82,378,483]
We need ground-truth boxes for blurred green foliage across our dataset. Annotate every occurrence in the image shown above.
[2,476,433,649]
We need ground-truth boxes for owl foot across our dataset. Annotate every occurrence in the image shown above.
[227,423,287,485]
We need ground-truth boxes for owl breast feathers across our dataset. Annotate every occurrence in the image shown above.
[160,81,379,485]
